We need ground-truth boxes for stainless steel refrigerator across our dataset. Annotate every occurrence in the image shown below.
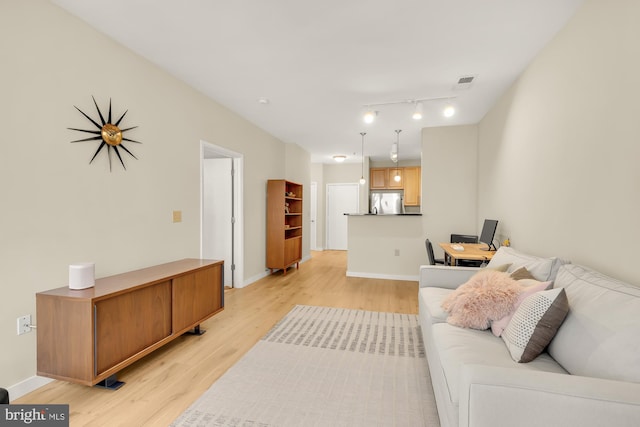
[370,191,404,215]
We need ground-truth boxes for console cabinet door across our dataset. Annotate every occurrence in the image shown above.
[172,265,223,333]
[284,236,302,266]
[95,280,172,375]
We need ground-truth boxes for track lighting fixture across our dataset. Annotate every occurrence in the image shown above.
[363,109,376,124]
[361,96,457,121]
[443,103,456,118]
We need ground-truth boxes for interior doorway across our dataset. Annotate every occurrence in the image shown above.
[200,141,244,288]
[326,183,359,250]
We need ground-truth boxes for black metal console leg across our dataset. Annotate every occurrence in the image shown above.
[186,324,206,335]
[95,374,125,390]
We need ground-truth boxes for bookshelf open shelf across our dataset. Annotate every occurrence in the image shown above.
[267,180,303,275]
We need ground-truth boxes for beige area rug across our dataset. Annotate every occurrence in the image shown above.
[170,305,440,427]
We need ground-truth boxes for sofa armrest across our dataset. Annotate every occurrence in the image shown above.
[459,364,640,427]
[418,265,478,289]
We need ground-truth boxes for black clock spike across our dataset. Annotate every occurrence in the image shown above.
[70,135,103,143]
[107,146,113,172]
[122,137,142,144]
[119,144,138,160]
[74,106,103,130]
[92,96,106,126]
[114,109,128,126]
[108,98,112,124]
[67,127,101,135]
[113,146,127,170]
[119,126,138,133]
[89,142,107,164]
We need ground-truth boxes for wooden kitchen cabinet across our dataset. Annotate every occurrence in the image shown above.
[371,167,403,189]
[403,166,421,206]
[266,179,303,274]
[369,168,388,189]
[36,258,223,387]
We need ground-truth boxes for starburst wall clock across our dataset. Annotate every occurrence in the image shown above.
[69,96,141,171]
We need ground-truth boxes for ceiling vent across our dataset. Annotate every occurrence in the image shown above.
[454,74,476,90]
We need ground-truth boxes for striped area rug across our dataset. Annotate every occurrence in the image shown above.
[171,305,440,427]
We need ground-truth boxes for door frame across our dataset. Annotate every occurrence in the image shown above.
[310,181,318,250]
[200,140,244,288]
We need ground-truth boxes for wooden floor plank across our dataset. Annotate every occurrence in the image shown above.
[16,250,418,426]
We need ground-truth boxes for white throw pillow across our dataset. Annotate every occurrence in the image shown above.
[501,287,569,363]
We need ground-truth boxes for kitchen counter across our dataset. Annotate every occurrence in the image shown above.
[346,214,425,281]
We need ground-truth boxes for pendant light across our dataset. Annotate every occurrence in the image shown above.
[393,130,402,182]
[359,132,366,185]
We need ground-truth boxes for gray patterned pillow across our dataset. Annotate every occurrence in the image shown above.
[502,287,569,363]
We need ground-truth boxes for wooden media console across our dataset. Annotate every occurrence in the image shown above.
[36,258,224,389]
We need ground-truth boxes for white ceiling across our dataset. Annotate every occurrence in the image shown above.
[51,0,584,163]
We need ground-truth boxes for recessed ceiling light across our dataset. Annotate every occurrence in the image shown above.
[333,155,347,162]
[258,97,270,104]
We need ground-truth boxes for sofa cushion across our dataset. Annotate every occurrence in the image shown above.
[548,264,640,383]
[419,287,452,324]
[487,247,568,281]
[432,323,567,406]
[502,288,569,362]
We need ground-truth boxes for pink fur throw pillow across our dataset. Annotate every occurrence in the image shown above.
[441,270,521,330]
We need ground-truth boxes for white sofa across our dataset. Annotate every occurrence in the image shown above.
[418,247,640,427]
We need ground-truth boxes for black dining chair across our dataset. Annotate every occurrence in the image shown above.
[450,234,478,244]
[450,233,483,267]
[425,239,445,265]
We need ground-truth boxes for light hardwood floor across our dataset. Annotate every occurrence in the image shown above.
[16,250,419,426]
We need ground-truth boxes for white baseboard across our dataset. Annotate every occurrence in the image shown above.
[346,271,419,282]
[8,376,54,401]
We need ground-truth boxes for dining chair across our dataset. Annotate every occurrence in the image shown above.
[425,238,445,265]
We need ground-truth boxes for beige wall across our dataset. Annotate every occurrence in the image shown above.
[1,0,307,390]
[478,0,640,284]
[421,126,479,256]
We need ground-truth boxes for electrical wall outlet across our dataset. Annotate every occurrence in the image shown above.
[17,315,31,335]
[394,249,400,256]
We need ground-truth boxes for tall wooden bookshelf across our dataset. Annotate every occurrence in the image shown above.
[266,179,303,275]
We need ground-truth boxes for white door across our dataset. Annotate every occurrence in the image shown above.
[326,183,359,250]
[203,158,232,286]
[310,182,317,250]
